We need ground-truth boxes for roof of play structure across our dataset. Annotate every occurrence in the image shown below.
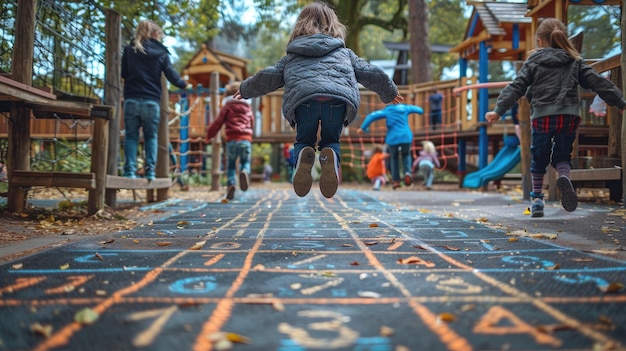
[450,1,531,61]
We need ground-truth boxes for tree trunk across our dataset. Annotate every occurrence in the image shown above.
[409,0,431,84]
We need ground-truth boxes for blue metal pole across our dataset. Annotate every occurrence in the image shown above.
[478,41,489,169]
[179,93,189,175]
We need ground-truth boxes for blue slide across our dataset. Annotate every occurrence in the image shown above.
[462,136,521,188]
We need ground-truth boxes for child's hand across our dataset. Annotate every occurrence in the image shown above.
[356,128,364,135]
[233,90,243,100]
[485,111,500,123]
[391,93,404,104]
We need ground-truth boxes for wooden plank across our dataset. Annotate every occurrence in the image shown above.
[26,100,93,117]
[11,171,96,189]
[0,72,56,101]
[106,175,172,190]
[570,168,622,181]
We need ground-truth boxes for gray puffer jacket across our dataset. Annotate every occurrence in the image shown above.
[239,34,398,127]
[494,47,626,120]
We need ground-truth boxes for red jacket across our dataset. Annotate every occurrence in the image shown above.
[206,97,254,142]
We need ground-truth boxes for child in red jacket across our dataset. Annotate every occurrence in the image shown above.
[206,82,254,200]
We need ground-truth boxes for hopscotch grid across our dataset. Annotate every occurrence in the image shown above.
[331,193,624,348]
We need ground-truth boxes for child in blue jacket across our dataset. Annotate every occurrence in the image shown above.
[357,104,423,189]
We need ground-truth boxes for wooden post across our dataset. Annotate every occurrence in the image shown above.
[104,8,122,207]
[156,74,170,201]
[518,97,532,200]
[621,0,626,207]
[7,0,37,213]
[210,71,221,191]
[88,117,109,215]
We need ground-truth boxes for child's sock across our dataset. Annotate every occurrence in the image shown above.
[556,162,571,179]
[531,173,544,195]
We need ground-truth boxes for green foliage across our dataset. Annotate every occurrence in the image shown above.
[429,0,468,80]
[568,5,621,59]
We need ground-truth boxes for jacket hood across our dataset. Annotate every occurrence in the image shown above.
[138,39,170,59]
[528,48,575,68]
[286,34,345,58]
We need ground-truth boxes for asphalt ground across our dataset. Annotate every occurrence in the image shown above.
[1,183,625,350]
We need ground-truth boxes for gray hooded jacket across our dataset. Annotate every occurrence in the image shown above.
[494,47,626,120]
[239,34,398,127]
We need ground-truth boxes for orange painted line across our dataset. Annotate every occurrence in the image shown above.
[430,246,623,347]
[322,200,473,351]
[193,202,280,351]
[33,252,187,351]
[202,254,225,267]
[0,298,105,306]
[0,276,47,294]
[45,275,94,295]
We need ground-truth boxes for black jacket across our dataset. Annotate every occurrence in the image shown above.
[122,39,186,101]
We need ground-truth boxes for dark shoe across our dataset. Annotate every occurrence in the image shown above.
[226,185,236,200]
[293,147,315,197]
[531,197,544,218]
[392,181,401,190]
[557,176,577,212]
[404,173,412,186]
[239,172,249,191]
[319,148,339,198]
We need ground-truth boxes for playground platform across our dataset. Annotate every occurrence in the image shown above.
[0,183,625,350]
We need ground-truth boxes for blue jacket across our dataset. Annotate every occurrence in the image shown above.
[239,34,398,128]
[360,104,423,145]
[122,39,186,102]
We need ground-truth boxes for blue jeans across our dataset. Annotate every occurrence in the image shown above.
[123,98,160,177]
[388,143,412,182]
[293,98,345,164]
[226,140,251,186]
[418,160,435,187]
[530,115,580,174]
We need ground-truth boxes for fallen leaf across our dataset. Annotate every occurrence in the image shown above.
[368,223,379,228]
[30,323,53,338]
[189,240,206,250]
[358,291,381,298]
[342,243,354,247]
[94,253,104,261]
[380,325,394,336]
[598,283,624,293]
[74,308,99,325]
[443,246,460,251]
[350,261,360,266]
[272,300,285,312]
[99,238,115,245]
[225,332,250,344]
[156,242,172,246]
[59,263,69,270]
[12,263,23,270]
[364,241,378,246]
[508,237,519,242]
[397,256,435,267]
[523,207,531,215]
[438,312,456,322]
[546,264,560,270]
[476,217,488,222]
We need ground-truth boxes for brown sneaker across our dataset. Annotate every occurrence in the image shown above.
[319,148,339,198]
[292,147,315,197]
[557,176,577,212]
[226,185,236,200]
[239,172,249,191]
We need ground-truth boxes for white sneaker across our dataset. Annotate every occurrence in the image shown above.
[319,148,339,198]
[292,147,315,197]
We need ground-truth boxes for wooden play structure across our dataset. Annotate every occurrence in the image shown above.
[1,0,625,214]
